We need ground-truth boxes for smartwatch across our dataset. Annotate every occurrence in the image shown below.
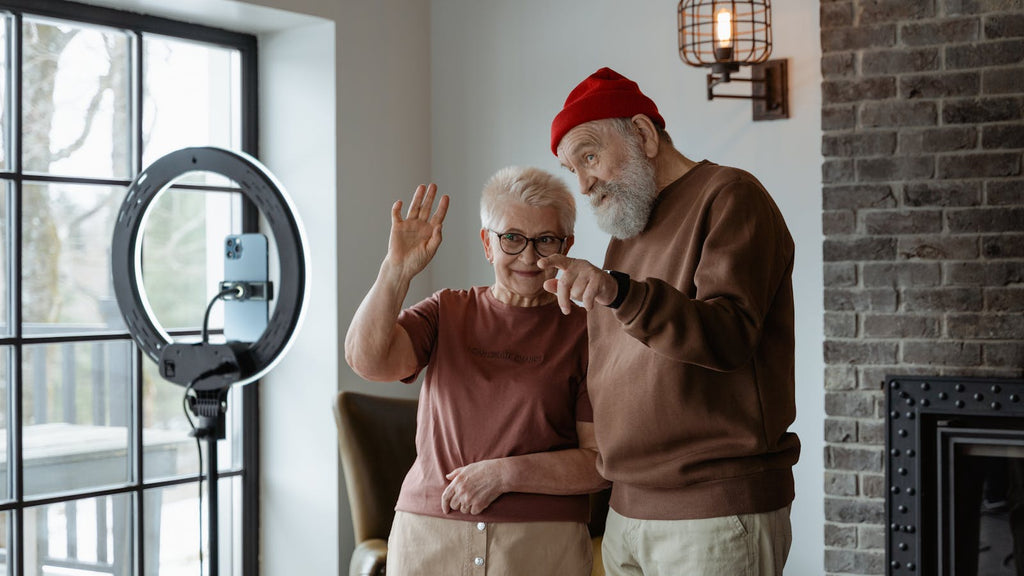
[606,270,630,309]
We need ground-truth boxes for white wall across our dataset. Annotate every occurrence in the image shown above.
[84,0,824,573]
[430,2,824,575]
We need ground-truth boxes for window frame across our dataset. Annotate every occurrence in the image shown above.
[0,0,261,574]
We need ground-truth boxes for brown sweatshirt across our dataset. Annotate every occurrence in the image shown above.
[591,160,800,520]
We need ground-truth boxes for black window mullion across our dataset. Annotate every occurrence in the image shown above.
[9,9,24,576]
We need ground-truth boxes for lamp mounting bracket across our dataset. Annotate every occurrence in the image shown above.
[705,59,789,121]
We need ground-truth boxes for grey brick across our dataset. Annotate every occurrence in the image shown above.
[862,261,942,286]
[858,524,887,550]
[898,235,980,260]
[948,313,1024,338]
[824,210,857,235]
[901,18,980,46]
[984,12,1024,39]
[861,474,888,499]
[859,156,935,181]
[821,2,855,29]
[825,262,858,287]
[826,445,884,472]
[863,314,941,338]
[825,237,898,261]
[861,100,938,128]
[823,184,896,210]
[864,209,943,234]
[823,132,898,157]
[823,105,857,130]
[825,470,858,496]
[986,179,1023,204]
[863,48,940,75]
[825,364,859,390]
[903,340,983,365]
[826,311,858,337]
[825,288,873,311]
[982,234,1024,257]
[944,0,1024,16]
[943,97,1023,125]
[945,261,1024,285]
[947,206,1024,232]
[825,340,899,364]
[822,25,897,52]
[905,180,982,206]
[904,287,984,310]
[985,286,1024,311]
[946,39,1024,69]
[822,52,856,77]
[901,71,981,99]
[826,391,876,418]
[859,0,935,24]
[982,124,1024,149]
[859,420,886,445]
[939,153,1021,179]
[983,342,1024,366]
[824,496,885,524]
[823,158,856,183]
[825,548,885,574]
[825,523,858,548]
[900,126,978,154]
[825,418,858,443]
[984,66,1024,94]
[823,77,897,104]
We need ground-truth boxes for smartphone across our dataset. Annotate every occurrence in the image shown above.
[223,233,269,342]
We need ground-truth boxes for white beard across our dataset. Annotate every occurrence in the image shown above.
[591,138,658,239]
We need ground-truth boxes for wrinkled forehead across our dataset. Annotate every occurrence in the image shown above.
[557,119,618,164]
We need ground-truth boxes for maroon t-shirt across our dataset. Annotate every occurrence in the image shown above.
[395,286,591,522]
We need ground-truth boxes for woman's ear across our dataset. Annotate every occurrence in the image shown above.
[480,228,494,262]
[563,235,575,255]
[631,114,660,158]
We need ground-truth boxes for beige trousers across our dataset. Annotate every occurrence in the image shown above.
[602,505,792,576]
[387,510,593,576]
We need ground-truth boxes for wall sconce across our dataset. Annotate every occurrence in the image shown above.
[678,0,789,120]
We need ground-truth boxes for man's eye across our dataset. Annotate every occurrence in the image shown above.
[585,153,596,163]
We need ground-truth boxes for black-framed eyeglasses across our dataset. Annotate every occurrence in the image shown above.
[488,230,566,257]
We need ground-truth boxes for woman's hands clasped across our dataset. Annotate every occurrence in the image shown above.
[386,183,450,281]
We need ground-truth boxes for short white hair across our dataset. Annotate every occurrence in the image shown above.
[479,166,576,234]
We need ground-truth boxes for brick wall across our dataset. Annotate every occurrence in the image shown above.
[820,0,1023,574]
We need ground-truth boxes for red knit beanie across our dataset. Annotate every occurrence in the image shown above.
[550,67,665,156]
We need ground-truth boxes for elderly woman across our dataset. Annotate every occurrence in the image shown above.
[345,166,608,575]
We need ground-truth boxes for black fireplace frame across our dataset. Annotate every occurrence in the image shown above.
[885,374,1024,575]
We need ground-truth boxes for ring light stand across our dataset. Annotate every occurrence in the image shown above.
[111,146,308,576]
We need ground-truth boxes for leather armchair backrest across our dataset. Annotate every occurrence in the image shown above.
[334,391,419,544]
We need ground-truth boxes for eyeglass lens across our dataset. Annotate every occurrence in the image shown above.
[495,232,563,257]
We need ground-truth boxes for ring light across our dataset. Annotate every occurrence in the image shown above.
[112,146,308,391]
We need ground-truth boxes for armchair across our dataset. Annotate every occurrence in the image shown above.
[334,390,611,576]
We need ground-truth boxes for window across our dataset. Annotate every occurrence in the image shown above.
[0,1,259,574]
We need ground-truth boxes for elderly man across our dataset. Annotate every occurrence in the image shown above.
[539,67,800,576]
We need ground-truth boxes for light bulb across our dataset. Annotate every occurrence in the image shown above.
[716,8,733,49]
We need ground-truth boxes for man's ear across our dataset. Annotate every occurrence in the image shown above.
[631,114,660,159]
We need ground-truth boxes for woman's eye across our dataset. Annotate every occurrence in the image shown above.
[537,237,556,245]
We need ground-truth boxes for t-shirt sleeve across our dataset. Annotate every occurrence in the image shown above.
[395,291,442,384]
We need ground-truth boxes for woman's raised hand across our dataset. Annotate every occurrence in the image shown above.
[386,183,450,280]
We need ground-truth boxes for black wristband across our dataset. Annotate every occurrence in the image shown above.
[607,270,630,309]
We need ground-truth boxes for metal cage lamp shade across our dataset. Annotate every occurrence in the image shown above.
[677,0,788,120]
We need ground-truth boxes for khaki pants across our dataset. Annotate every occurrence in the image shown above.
[602,506,792,576]
[387,510,593,576]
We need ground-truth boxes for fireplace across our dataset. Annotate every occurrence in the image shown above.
[886,375,1024,576]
